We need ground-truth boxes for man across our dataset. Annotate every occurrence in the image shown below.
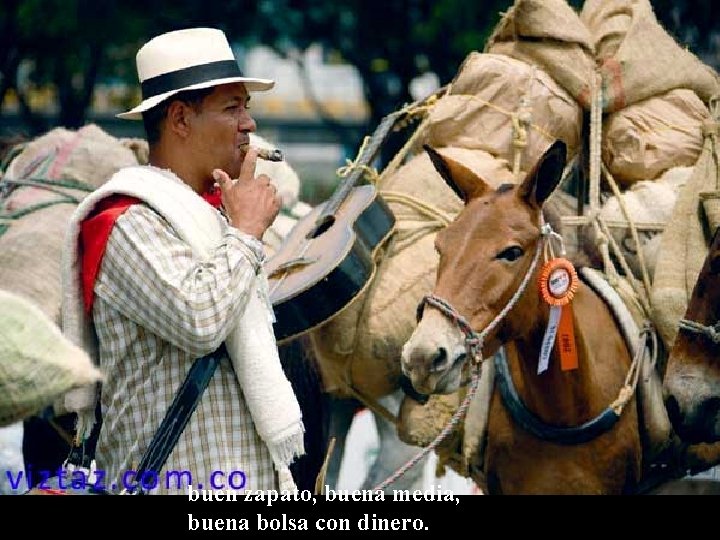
[60,27,305,494]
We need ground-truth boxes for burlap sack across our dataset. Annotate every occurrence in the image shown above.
[485,0,597,108]
[579,0,633,60]
[581,0,720,112]
[0,290,103,427]
[426,53,583,176]
[4,124,139,191]
[397,392,462,448]
[651,127,720,349]
[1,125,142,323]
[592,166,692,281]
[602,89,711,187]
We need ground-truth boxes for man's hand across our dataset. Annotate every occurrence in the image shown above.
[213,148,281,240]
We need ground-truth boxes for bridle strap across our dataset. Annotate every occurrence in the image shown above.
[678,318,720,344]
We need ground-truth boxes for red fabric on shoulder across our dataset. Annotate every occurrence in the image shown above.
[80,195,141,314]
[80,189,222,314]
[202,187,222,209]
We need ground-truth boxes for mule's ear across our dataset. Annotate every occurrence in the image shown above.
[423,144,487,202]
[519,140,567,207]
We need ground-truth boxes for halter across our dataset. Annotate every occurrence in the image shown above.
[677,318,720,345]
[418,219,550,366]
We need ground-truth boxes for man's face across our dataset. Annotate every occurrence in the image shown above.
[188,82,256,180]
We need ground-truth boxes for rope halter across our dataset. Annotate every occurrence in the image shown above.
[678,318,720,345]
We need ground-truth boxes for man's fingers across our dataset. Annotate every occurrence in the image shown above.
[213,168,231,189]
[238,147,259,183]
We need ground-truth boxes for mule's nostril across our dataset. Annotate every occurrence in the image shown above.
[431,347,448,372]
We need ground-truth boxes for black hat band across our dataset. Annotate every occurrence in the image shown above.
[141,60,243,100]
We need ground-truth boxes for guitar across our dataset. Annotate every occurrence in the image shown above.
[264,92,442,343]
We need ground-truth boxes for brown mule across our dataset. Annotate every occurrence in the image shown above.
[664,227,720,443]
[401,142,646,494]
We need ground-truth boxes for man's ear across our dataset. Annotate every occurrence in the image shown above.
[423,144,488,202]
[166,100,192,138]
[518,140,567,208]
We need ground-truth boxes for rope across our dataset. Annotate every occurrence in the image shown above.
[610,324,657,415]
[590,71,603,219]
[678,318,720,344]
[600,164,654,305]
[597,216,652,315]
[511,67,536,181]
[335,136,381,184]
[378,190,455,226]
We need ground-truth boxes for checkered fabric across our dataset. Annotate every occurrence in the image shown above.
[92,202,276,494]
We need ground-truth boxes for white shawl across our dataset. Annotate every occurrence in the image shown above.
[60,165,305,489]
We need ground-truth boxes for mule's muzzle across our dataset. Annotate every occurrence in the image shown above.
[666,393,720,444]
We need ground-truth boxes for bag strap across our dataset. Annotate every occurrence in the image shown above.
[120,343,225,494]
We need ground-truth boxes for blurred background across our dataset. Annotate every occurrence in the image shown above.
[1,0,718,204]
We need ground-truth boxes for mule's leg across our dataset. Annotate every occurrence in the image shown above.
[324,396,361,490]
[361,390,428,492]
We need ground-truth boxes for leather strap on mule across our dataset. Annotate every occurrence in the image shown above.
[494,347,621,445]
[122,344,225,494]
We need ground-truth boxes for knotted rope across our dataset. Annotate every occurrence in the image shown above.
[678,318,720,344]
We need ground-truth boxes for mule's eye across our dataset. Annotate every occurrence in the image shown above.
[496,245,524,262]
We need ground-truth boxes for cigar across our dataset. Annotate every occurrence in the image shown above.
[256,147,284,162]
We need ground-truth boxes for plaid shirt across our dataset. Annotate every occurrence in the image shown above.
[91,196,277,494]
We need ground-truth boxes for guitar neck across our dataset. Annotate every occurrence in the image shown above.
[316,113,399,223]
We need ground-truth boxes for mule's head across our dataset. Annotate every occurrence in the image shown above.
[401,142,567,394]
[664,229,720,443]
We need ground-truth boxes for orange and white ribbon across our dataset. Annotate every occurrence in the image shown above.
[537,257,579,373]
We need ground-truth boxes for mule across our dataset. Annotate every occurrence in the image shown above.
[401,141,653,494]
[663,227,720,444]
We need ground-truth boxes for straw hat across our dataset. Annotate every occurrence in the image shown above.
[117,27,274,120]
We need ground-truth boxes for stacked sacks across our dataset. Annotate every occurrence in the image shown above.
[425,53,582,178]
[580,0,720,349]
[601,90,711,188]
[581,0,719,113]
[651,120,720,349]
[484,0,597,109]
[0,290,102,427]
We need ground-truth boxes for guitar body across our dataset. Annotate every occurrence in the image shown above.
[265,184,395,343]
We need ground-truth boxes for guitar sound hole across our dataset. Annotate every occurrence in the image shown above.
[307,215,335,239]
